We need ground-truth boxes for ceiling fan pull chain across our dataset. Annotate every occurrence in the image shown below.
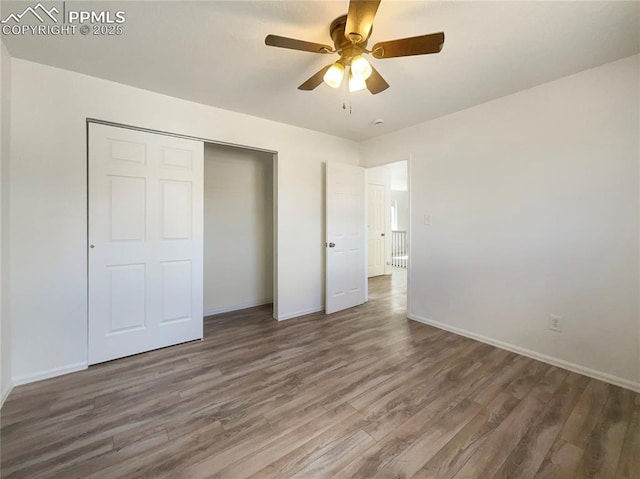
[342,65,349,110]
[344,65,354,114]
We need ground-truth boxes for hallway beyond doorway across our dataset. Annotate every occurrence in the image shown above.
[368,270,407,314]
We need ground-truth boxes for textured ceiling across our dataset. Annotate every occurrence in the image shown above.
[3,1,639,140]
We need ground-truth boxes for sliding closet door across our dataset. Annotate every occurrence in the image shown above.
[88,123,204,365]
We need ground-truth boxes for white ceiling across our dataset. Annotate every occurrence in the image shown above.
[3,1,639,140]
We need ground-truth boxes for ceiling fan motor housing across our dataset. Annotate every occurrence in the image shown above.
[330,14,370,61]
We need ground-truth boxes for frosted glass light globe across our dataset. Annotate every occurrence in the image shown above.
[323,62,345,88]
[350,55,372,80]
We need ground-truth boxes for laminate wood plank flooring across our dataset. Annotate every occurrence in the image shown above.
[1,272,639,478]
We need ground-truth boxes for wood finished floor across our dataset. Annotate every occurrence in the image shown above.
[1,272,639,478]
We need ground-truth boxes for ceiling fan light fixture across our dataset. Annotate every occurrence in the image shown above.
[266,1,445,96]
[323,62,345,88]
[348,73,367,92]
[350,55,372,80]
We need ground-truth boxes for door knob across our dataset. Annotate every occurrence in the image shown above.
[328,242,335,248]
[381,233,385,237]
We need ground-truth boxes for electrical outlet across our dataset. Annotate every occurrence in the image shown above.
[424,214,432,226]
[548,315,562,332]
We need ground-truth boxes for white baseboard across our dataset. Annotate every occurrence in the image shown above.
[1,380,13,409]
[408,313,640,394]
[276,306,324,321]
[204,299,273,317]
[12,361,88,386]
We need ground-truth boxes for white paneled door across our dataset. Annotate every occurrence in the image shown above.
[325,162,366,315]
[367,183,386,277]
[88,123,204,365]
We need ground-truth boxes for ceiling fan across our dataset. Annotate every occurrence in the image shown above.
[265,0,444,95]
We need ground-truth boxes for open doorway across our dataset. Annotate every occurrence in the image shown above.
[389,161,409,272]
[366,160,408,310]
[203,143,275,318]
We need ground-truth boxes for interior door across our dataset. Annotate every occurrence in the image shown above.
[367,183,386,277]
[88,123,204,365]
[325,161,366,315]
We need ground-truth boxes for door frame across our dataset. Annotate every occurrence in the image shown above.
[363,159,412,314]
[407,156,413,317]
[86,118,280,329]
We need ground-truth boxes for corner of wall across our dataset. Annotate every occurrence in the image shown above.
[637,52,640,385]
[0,379,12,409]
[0,35,13,406]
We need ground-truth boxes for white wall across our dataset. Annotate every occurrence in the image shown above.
[367,165,392,274]
[9,59,359,384]
[391,190,409,232]
[0,38,12,406]
[390,160,408,192]
[362,55,640,389]
[204,144,273,315]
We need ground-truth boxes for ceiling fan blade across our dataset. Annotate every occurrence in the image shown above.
[298,65,332,91]
[265,34,333,54]
[345,0,381,43]
[365,65,389,95]
[372,32,445,59]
